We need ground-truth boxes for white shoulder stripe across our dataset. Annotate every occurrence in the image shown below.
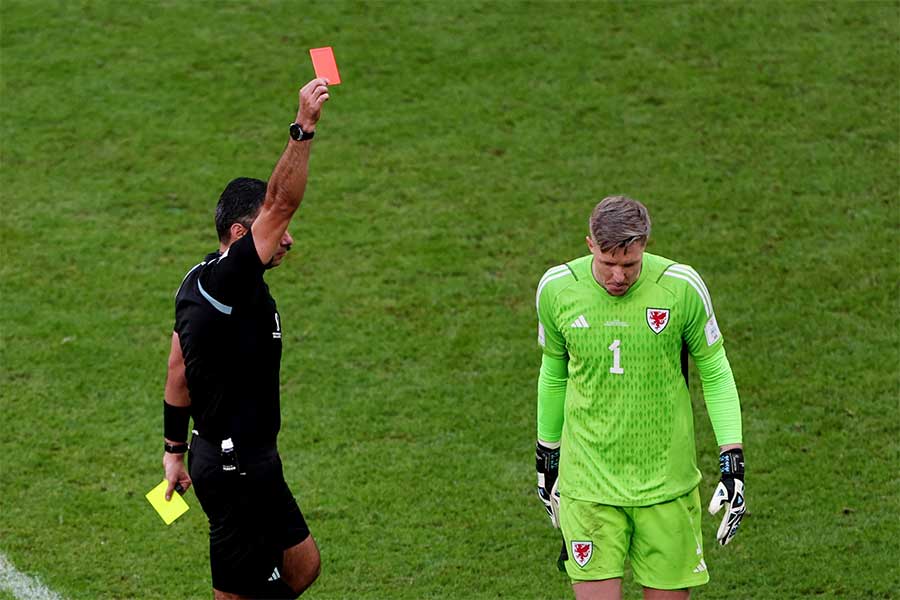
[536,267,571,312]
[664,266,712,317]
[538,264,568,287]
[668,265,713,310]
[197,279,233,315]
[175,261,205,299]
[668,265,708,292]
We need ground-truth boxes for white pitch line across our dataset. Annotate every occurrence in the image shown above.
[0,552,64,600]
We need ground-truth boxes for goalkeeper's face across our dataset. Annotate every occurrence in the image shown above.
[586,238,645,296]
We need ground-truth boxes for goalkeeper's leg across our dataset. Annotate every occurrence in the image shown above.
[628,487,709,594]
[572,579,623,600]
[559,494,630,598]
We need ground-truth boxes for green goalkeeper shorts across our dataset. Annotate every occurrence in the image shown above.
[559,486,710,590]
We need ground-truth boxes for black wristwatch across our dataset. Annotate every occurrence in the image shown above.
[289,122,315,141]
[164,441,189,454]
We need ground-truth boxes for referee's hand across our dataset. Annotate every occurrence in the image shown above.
[163,452,192,501]
[295,77,329,132]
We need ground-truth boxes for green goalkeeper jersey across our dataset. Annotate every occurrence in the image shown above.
[536,253,725,506]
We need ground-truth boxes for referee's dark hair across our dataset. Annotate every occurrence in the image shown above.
[215,177,268,243]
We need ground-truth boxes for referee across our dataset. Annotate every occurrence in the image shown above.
[161,78,329,599]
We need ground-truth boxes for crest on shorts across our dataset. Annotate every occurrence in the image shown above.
[646,308,670,334]
[571,540,593,567]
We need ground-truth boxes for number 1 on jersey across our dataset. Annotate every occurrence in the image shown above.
[608,339,624,375]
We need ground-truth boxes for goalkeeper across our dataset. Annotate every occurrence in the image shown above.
[534,196,745,599]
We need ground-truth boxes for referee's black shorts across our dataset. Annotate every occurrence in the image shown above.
[188,434,310,595]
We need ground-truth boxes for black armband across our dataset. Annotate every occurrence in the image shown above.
[164,401,191,443]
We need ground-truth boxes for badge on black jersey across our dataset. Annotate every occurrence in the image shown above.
[646,308,670,334]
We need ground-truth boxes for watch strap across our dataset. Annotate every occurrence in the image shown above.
[164,441,189,454]
[290,122,315,141]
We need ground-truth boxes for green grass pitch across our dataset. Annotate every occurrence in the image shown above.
[1,2,897,598]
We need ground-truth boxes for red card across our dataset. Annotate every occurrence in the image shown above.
[309,47,341,85]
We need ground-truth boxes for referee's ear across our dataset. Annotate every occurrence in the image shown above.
[228,222,249,245]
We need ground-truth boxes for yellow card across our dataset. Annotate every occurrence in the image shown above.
[145,480,189,525]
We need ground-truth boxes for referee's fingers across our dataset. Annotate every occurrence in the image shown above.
[165,479,176,501]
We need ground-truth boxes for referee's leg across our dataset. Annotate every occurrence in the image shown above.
[282,534,321,595]
[211,534,320,600]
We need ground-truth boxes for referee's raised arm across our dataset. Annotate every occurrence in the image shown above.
[160,79,332,598]
[251,77,330,265]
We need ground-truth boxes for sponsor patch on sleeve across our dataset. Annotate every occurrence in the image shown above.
[538,323,546,347]
[705,314,721,346]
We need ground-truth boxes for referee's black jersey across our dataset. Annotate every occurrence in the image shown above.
[174,230,284,448]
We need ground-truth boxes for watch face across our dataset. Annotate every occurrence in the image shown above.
[290,123,302,140]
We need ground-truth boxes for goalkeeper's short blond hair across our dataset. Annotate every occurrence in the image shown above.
[588,196,652,253]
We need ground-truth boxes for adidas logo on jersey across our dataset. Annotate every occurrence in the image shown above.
[571,315,590,328]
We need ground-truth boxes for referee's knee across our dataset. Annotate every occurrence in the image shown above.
[261,561,318,600]
[283,535,321,596]
[294,550,321,592]
[278,562,318,598]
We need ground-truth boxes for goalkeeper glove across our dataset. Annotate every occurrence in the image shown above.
[708,448,746,546]
[535,441,561,528]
